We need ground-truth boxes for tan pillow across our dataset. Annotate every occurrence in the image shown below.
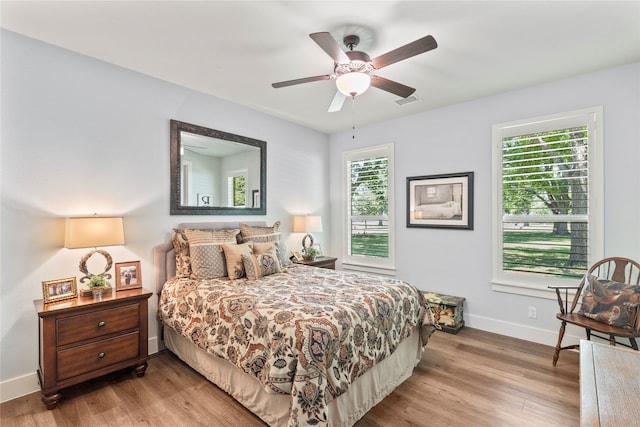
[252,241,277,254]
[184,229,240,279]
[239,221,281,238]
[222,242,254,279]
[241,252,282,280]
[239,222,290,267]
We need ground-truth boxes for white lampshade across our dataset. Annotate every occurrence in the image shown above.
[65,217,125,249]
[293,215,323,233]
[336,72,371,97]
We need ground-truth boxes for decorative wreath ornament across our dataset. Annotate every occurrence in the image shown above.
[78,249,114,283]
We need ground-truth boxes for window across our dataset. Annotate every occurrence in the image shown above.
[343,143,395,272]
[492,107,603,296]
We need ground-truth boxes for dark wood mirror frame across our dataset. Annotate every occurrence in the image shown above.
[170,119,267,215]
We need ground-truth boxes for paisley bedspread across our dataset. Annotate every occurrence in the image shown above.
[159,264,435,426]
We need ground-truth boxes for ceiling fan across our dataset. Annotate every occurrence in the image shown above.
[272,31,437,112]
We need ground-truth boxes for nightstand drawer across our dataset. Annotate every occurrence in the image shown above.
[57,304,139,346]
[57,332,140,381]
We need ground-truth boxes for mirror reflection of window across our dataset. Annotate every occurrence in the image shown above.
[227,171,247,207]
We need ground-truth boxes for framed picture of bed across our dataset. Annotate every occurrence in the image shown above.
[407,171,474,229]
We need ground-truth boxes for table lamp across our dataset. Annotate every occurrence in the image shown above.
[292,215,322,252]
[65,216,125,285]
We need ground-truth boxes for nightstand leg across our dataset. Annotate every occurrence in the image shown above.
[135,361,148,377]
[42,391,61,409]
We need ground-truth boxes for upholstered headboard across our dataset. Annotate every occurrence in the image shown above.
[153,221,267,296]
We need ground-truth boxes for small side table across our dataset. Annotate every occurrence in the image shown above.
[34,287,152,409]
[295,256,338,270]
[423,292,466,334]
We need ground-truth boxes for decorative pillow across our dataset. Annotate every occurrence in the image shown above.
[239,221,291,267]
[172,228,191,278]
[222,242,254,279]
[579,274,640,328]
[184,229,240,279]
[241,252,282,280]
[252,241,278,254]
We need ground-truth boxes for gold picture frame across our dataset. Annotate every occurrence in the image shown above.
[290,250,304,262]
[42,277,78,304]
[115,260,142,291]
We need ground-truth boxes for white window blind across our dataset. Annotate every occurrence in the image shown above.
[343,144,395,271]
[492,107,603,295]
[502,126,589,277]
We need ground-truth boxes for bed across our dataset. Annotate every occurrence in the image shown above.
[413,201,461,219]
[154,221,436,426]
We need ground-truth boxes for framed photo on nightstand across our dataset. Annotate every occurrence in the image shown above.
[115,261,142,291]
[42,277,77,304]
[290,250,304,262]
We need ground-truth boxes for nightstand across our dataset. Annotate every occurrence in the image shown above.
[34,287,152,409]
[295,256,338,270]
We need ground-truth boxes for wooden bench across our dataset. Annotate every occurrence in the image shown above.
[580,340,640,426]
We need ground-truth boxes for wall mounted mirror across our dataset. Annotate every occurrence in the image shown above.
[170,119,266,215]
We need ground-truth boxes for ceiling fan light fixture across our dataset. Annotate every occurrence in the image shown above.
[336,72,371,97]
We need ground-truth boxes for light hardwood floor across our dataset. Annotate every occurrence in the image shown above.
[1,327,580,427]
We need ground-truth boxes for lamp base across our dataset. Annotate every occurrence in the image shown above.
[301,233,314,252]
[78,249,114,283]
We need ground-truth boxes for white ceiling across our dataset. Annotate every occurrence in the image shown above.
[2,1,639,134]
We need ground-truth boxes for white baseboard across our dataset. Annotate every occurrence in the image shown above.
[0,371,40,404]
[1,336,161,404]
[465,313,583,347]
[148,336,159,355]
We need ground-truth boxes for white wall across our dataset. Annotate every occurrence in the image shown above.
[329,62,640,346]
[0,30,330,401]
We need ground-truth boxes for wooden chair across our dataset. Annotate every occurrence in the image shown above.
[549,257,640,366]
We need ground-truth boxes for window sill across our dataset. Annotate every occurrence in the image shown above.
[492,279,577,300]
[342,263,396,277]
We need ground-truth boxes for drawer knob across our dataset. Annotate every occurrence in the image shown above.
[98,352,105,359]
[98,321,106,327]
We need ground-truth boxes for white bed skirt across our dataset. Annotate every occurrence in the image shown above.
[164,325,423,426]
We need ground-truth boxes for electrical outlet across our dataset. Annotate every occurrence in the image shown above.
[528,307,537,319]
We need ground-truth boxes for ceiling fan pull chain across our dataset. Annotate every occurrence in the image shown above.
[351,95,357,140]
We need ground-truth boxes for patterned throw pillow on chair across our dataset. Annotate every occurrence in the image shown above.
[579,274,640,327]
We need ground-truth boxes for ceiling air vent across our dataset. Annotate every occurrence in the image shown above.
[395,95,422,106]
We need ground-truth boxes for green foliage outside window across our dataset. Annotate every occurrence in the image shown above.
[502,126,589,277]
[349,156,389,258]
[233,176,246,207]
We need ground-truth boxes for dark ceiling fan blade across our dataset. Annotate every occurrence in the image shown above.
[272,74,332,88]
[309,32,350,64]
[370,76,416,98]
[371,35,437,69]
[327,91,346,112]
